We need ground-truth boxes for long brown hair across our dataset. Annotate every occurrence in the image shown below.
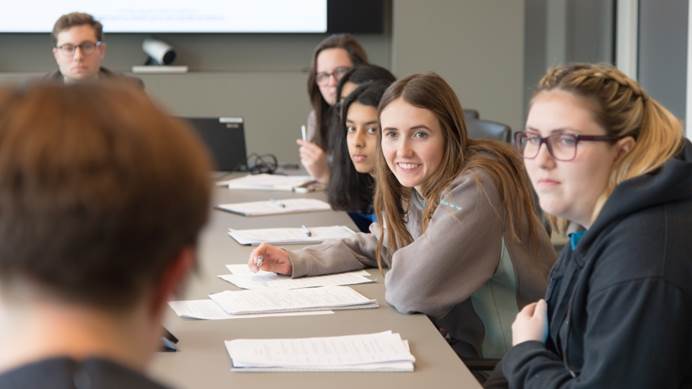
[373,73,543,268]
[533,63,684,232]
[307,34,368,149]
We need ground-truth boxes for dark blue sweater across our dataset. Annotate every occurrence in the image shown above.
[0,356,168,389]
[501,139,692,388]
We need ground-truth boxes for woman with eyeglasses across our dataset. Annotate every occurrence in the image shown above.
[300,34,368,184]
[487,64,692,388]
[250,73,556,375]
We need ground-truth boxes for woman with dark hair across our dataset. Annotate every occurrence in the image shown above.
[323,64,395,225]
[327,80,392,232]
[335,64,396,103]
[299,34,368,183]
[250,73,556,366]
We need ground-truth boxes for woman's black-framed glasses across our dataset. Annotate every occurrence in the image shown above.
[315,66,351,85]
[514,131,622,162]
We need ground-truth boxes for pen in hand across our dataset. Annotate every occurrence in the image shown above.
[301,125,307,142]
[254,255,264,269]
[301,224,312,237]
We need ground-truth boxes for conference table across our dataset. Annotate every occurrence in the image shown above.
[150,177,482,389]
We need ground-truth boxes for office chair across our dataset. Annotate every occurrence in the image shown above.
[466,118,511,143]
[459,117,514,379]
[464,109,480,120]
[465,358,500,371]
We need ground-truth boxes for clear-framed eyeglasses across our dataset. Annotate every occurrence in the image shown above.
[514,131,622,162]
[56,41,103,57]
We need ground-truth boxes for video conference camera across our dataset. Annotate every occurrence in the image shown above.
[143,38,176,65]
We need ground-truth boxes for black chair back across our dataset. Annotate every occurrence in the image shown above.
[463,109,480,119]
[466,118,511,143]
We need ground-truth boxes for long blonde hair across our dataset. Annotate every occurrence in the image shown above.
[534,64,684,232]
[373,73,543,269]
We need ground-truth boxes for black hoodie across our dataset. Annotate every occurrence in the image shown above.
[501,139,692,388]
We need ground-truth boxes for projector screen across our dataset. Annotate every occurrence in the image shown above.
[0,0,328,33]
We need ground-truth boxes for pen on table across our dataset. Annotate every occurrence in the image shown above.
[301,224,312,237]
[270,199,286,208]
[161,336,177,352]
[301,125,307,142]
[255,255,264,268]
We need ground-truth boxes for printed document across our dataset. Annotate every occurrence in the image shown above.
[168,299,333,320]
[209,285,377,315]
[228,225,355,245]
[219,267,374,290]
[218,174,316,192]
[216,198,331,216]
[225,331,415,372]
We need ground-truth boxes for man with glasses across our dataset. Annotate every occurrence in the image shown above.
[47,12,143,87]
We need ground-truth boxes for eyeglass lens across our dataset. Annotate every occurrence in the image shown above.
[518,133,577,161]
[316,67,350,84]
[58,42,99,56]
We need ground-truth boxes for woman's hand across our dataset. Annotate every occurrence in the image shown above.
[512,299,549,346]
[297,139,329,183]
[247,243,293,275]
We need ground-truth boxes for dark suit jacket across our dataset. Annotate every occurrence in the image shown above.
[45,67,145,89]
[0,356,169,389]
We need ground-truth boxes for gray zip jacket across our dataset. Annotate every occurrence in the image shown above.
[288,169,556,359]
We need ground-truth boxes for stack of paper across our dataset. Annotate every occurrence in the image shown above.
[216,198,331,216]
[218,174,317,192]
[225,331,415,372]
[228,225,355,245]
[209,285,377,315]
[219,264,374,290]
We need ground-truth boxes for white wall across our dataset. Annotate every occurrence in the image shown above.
[391,0,526,131]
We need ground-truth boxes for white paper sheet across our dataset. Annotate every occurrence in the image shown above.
[218,270,374,290]
[209,285,377,315]
[216,198,331,216]
[217,174,315,192]
[225,264,370,277]
[227,225,355,245]
[225,331,415,372]
[168,299,334,320]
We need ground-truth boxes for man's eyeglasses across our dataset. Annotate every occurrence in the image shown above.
[56,41,103,57]
[315,66,351,85]
[514,131,622,162]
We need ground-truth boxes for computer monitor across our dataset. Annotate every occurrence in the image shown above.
[180,117,247,172]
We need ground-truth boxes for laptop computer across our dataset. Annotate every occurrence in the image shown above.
[180,117,247,172]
